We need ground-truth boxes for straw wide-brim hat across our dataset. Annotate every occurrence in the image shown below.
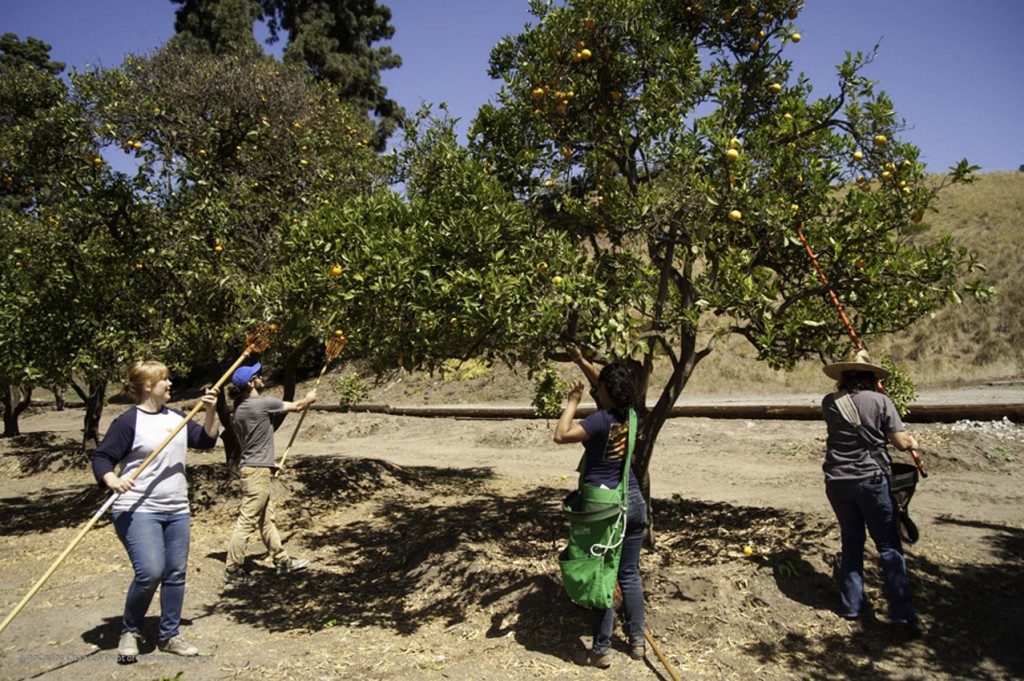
[823,348,890,380]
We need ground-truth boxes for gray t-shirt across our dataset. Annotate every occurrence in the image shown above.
[233,396,285,468]
[822,390,905,482]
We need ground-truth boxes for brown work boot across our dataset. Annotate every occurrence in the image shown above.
[574,646,612,668]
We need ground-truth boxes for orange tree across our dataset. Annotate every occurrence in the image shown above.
[10,183,172,446]
[76,47,382,405]
[0,143,173,444]
[0,36,170,442]
[0,211,42,436]
[303,106,583,377]
[0,39,67,435]
[470,0,986,493]
[1,43,388,446]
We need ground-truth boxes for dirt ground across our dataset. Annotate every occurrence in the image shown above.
[1,388,1023,681]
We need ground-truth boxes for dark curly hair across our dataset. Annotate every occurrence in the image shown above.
[599,363,635,410]
[836,371,879,393]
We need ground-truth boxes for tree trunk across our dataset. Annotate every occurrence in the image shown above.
[82,380,106,452]
[69,379,88,403]
[218,388,242,472]
[1,384,32,437]
[280,346,301,402]
[51,383,66,411]
[0,385,13,437]
[15,386,31,424]
[272,338,315,431]
[635,325,702,547]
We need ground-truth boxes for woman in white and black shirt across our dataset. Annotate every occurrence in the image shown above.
[92,361,219,659]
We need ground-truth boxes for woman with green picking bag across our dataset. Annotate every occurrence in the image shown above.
[555,348,647,668]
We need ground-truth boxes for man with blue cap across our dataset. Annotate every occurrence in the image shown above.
[223,362,317,583]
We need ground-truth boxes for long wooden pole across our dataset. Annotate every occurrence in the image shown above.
[0,337,267,636]
[645,629,681,681]
[274,362,328,474]
[795,222,928,478]
[276,334,345,474]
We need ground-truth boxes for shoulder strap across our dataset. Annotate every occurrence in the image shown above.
[834,391,891,477]
[573,409,637,498]
[834,392,861,427]
[617,409,636,495]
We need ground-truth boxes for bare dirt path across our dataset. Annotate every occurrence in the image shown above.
[1,394,1022,680]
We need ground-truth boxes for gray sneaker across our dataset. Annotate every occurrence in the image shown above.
[223,568,249,585]
[117,631,141,658]
[158,635,199,657]
[276,557,309,574]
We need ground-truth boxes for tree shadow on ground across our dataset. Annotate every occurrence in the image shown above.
[653,496,835,567]
[0,432,89,476]
[194,457,1022,680]
[0,433,106,534]
[733,514,1024,680]
[0,486,103,535]
[915,516,1024,679]
[205,456,565,638]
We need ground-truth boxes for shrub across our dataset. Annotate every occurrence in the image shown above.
[332,373,369,410]
[532,365,567,418]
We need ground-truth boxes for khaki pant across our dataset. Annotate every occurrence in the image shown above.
[226,466,288,571]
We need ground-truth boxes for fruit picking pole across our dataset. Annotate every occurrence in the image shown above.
[0,325,274,637]
[795,223,928,478]
[794,222,863,350]
[276,332,347,475]
[645,629,682,681]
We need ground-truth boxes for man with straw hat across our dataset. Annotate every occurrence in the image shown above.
[223,363,316,584]
[821,348,924,637]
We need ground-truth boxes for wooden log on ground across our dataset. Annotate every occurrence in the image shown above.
[316,402,1024,423]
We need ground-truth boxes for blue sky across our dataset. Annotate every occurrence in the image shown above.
[3,0,1021,173]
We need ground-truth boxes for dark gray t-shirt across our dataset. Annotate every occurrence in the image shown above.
[233,396,285,468]
[822,390,905,482]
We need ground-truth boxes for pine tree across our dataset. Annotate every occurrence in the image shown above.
[0,33,65,74]
[170,0,403,147]
[264,0,403,147]
[170,0,263,55]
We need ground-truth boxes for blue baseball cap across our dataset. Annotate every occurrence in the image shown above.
[231,362,262,388]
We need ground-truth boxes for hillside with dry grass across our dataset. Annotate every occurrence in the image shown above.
[879,171,1024,381]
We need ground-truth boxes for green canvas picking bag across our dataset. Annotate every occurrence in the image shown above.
[558,409,636,610]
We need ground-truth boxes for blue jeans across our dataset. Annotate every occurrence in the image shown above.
[113,511,191,642]
[592,486,646,653]
[826,476,915,621]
